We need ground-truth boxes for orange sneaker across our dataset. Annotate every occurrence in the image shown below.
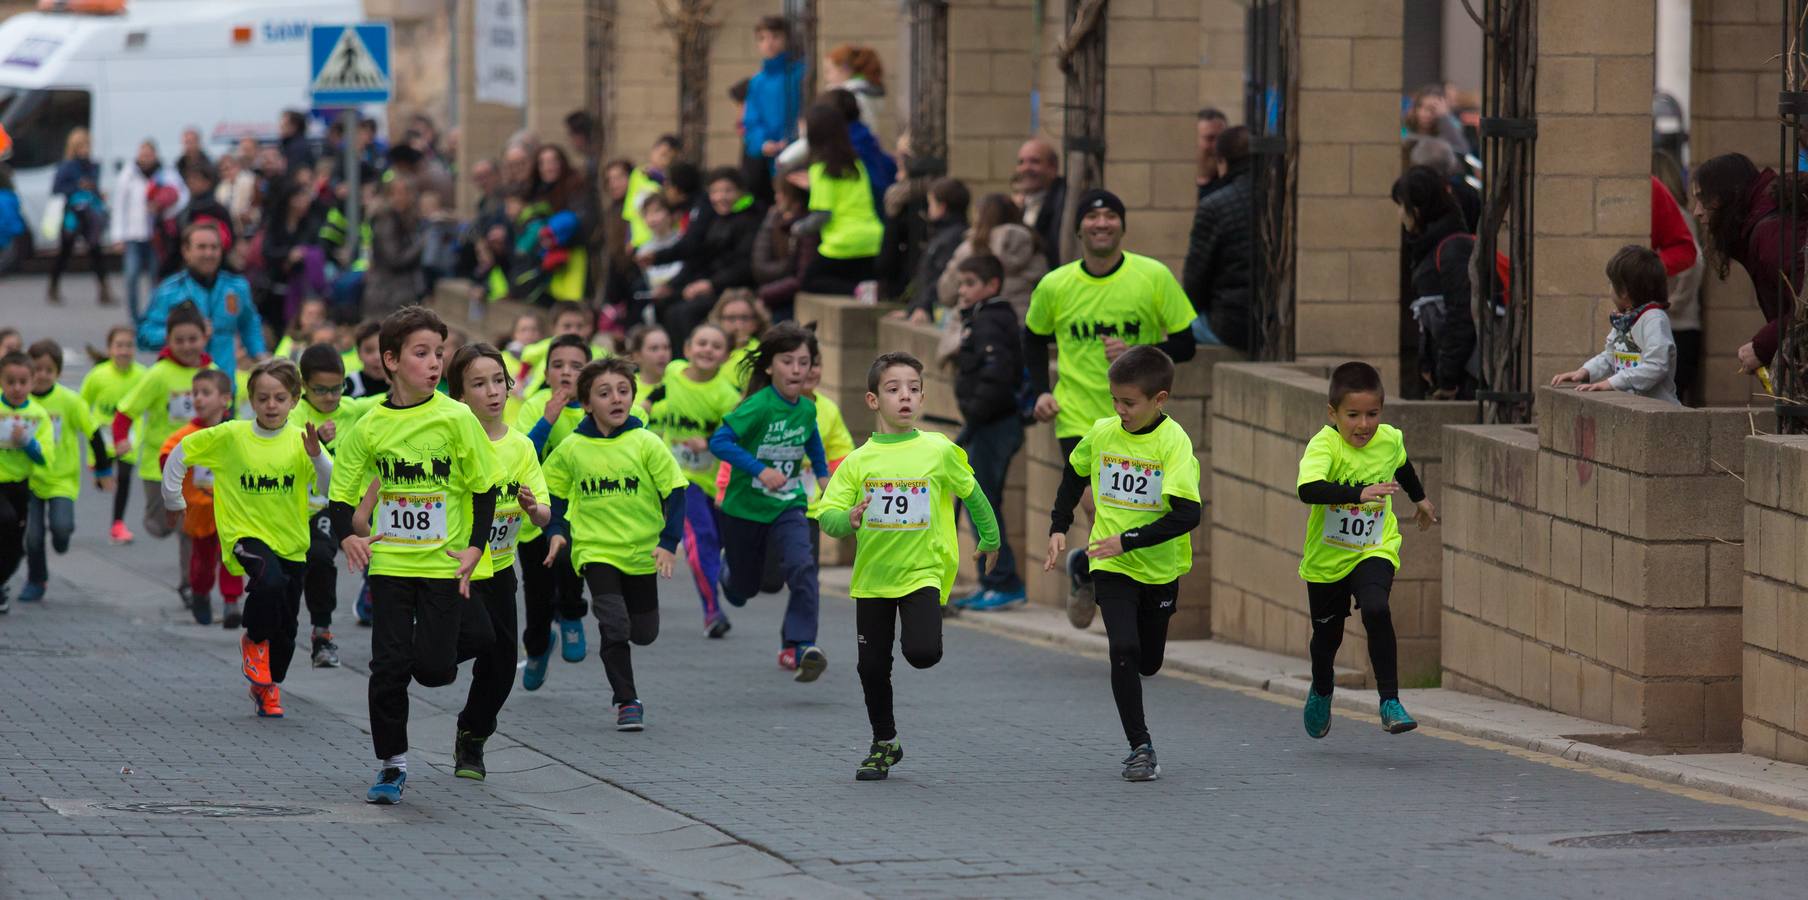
[249,684,284,718]
[108,521,134,545]
[241,634,272,686]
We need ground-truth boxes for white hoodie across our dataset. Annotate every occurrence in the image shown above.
[107,161,188,244]
[1581,306,1679,405]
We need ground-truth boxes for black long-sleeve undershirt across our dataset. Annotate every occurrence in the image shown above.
[1296,459,1425,506]
[1048,415,1203,552]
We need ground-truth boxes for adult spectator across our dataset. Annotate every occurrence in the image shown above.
[1690,152,1806,375]
[598,158,638,308]
[640,166,762,340]
[1393,165,1477,399]
[524,144,594,305]
[795,103,884,295]
[214,152,259,236]
[937,191,1046,320]
[258,179,327,329]
[1014,137,1067,271]
[1403,84,1470,155]
[823,44,886,130]
[1408,138,1480,232]
[278,109,315,172]
[385,143,454,205]
[501,140,536,194]
[1183,125,1255,353]
[742,15,805,206]
[49,128,111,306]
[469,158,505,227]
[1195,107,1229,202]
[1652,175,1705,403]
[888,176,969,323]
[108,139,187,324]
[1024,189,1197,456]
[365,176,425,318]
[138,222,266,378]
[174,126,212,182]
[874,132,926,302]
[159,162,234,278]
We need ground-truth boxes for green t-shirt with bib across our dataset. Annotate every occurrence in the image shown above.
[29,385,94,500]
[1296,423,1407,583]
[1025,254,1198,438]
[819,430,991,603]
[181,421,316,573]
[543,424,687,575]
[720,386,818,523]
[116,359,209,480]
[0,399,54,483]
[647,359,741,491]
[487,428,548,570]
[1067,414,1201,584]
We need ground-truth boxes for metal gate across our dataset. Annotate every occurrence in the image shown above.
[1776,0,1807,431]
[1473,0,1536,424]
[1244,0,1296,361]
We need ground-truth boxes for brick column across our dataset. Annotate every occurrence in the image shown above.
[453,0,524,217]
[524,1,588,143]
[1101,0,1205,273]
[1528,0,1654,390]
[816,0,905,148]
[1292,0,1408,391]
[947,0,1037,198]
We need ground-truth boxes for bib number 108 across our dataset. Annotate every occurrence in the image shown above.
[390,508,433,532]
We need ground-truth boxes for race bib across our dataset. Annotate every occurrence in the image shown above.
[377,492,448,545]
[754,444,804,499]
[0,415,29,447]
[488,511,523,554]
[1097,453,1164,511]
[673,442,714,471]
[49,413,62,445]
[1611,351,1641,372]
[1323,503,1384,550]
[167,391,195,421]
[863,478,931,531]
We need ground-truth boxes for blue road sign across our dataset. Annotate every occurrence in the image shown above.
[309,23,392,106]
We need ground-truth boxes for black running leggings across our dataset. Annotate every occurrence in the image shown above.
[455,567,517,739]
[583,563,660,706]
[112,474,132,525]
[855,587,944,743]
[518,531,587,657]
[1305,556,1399,700]
[1095,572,1177,750]
[232,538,307,684]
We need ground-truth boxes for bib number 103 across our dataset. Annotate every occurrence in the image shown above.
[1323,504,1383,550]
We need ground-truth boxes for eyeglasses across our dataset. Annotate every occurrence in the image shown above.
[721,313,756,323]
[306,382,347,397]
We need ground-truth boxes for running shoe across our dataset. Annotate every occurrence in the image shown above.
[523,647,551,691]
[1065,548,1096,629]
[559,618,587,663]
[311,632,341,668]
[453,730,486,780]
[249,684,284,718]
[1121,744,1159,782]
[795,644,827,683]
[1304,689,1332,739]
[0,587,11,614]
[355,582,372,627]
[241,634,272,686]
[366,767,406,805]
[855,740,903,781]
[616,700,645,732]
[777,646,799,671]
[964,588,1028,612]
[189,591,212,626]
[221,605,242,630]
[18,582,44,603]
[706,615,731,639]
[1379,698,1418,734]
[109,521,134,545]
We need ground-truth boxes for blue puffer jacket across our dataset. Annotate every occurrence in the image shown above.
[743,54,805,159]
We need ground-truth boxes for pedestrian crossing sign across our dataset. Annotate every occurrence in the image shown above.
[309,23,392,106]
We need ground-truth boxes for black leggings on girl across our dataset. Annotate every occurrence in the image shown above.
[1305,556,1399,700]
[854,587,943,743]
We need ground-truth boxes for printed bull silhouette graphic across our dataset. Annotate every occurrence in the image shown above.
[577,474,642,496]
[239,472,298,492]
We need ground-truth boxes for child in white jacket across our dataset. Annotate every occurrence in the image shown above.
[1550,245,1679,405]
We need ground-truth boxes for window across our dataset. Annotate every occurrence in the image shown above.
[0,88,92,170]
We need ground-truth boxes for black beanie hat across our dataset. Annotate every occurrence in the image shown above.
[1074,188,1126,230]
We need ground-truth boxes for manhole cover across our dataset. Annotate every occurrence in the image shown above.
[98,801,322,819]
[1550,829,1803,850]
[0,645,79,657]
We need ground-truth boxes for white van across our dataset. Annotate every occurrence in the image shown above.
[0,0,374,249]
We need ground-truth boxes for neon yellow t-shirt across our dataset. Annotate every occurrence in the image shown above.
[28,385,93,500]
[290,395,371,511]
[0,399,54,483]
[726,338,759,390]
[341,348,363,375]
[80,359,144,423]
[488,428,547,570]
[1025,254,1198,438]
[180,421,317,573]
[647,359,742,491]
[116,358,209,480]
[1068,414,1201,584]
[819,430,988,603]
[808,161,882,260]
[1296,424,1407,582]
[515,389,587,460]
[542,424,687,576]
[328,392,505,579]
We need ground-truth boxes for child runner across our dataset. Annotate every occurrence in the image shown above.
[626,324,672,412]
[443,342,548,779]
[0,351,54,614]
[711,290,767,389]
[344,320,389,399]
[292,342,372,666]
[707,323,831,681]
[1549,245,1679,404]
[158,370,238,625]
[1296,361,1438,740]
[645,323,740,636]
[1045,346,1202,782]
[818,352,998,781]
[518,333,594,684]
[327,306,503,805]
[114,300,212,600]
[163,359,329,718]
[80,325,143,545]
[543,357,687,730]
[22,339,113,603]
[520,303,596,396]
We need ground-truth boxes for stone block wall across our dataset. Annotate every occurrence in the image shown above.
[1740,434,1808,764]
[1209,363,1470,683]
[948,0,1039,198]
[1441,387,1757,747]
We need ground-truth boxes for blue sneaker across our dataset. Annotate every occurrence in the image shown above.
[18,582,44,603]
[950,588,986,610]
[523,648,551,691]
[616,700,644,732]
[965,588,1027,611]
[1304,689,1332,739]
[366,767,406,804]
[559,618,587,662]
[1379,698,1418,734]
[355,582,372,627]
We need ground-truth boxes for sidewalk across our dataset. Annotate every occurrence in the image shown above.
[852,568,1808,815]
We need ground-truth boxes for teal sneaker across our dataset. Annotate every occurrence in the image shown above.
[966,588,1028,611]
[1379,698,1418,734]
[366,767,406,804]
[559,618,587,662]
[1303,689,1332,739]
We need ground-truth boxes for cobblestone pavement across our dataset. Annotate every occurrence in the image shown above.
[5,280,1808,898]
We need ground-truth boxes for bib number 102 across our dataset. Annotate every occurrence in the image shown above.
[1107,471,1149,495]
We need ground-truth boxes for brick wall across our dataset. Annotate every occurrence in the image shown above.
[1292,0,1408,391]
[608,1,682,163]
[1101,0,1206,272]
[525,0,589,144]
[1209,363,1470,682]
[1741,435,1808,763]
[453,0,527,217]
[1441,387,1757,747]
[948,0,1038,198]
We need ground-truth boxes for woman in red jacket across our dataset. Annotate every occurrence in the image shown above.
[1689,153,1805,376]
